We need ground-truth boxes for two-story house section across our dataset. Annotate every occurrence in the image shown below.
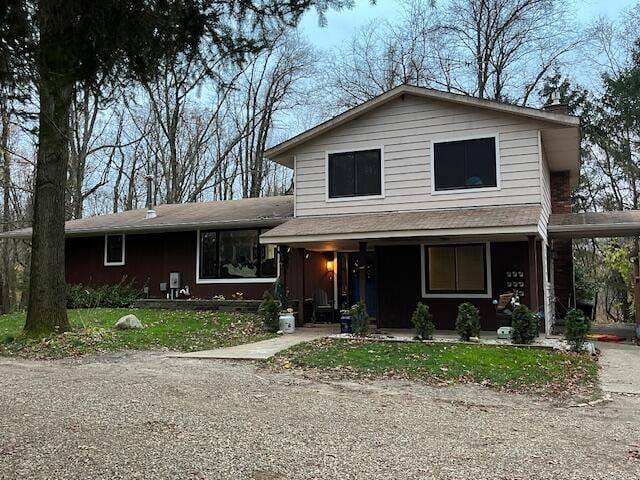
[261,85,582,334]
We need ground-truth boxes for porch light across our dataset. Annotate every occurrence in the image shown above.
[326,259,334,272]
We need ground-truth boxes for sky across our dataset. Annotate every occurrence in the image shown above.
[298,0,638,50]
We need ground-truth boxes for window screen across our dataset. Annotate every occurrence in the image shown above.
[328,149,382,198]
[434,137,497,191]
[105,235,124,264]
[426,244,486,294]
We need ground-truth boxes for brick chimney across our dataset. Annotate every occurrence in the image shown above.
[543,90,569,115]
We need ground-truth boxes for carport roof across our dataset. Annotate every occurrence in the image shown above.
[549,210,640,238]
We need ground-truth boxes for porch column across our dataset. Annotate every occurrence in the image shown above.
[541,240,553,336]
[359,241,367,306]
[528,235,539,312]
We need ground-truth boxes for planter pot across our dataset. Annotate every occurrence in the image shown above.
[340,314,353,334]
[279,313,295,334]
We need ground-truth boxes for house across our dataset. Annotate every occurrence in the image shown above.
[7,85,640,333]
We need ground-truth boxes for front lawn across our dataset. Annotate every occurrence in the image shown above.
[0,308,273,359]
[276,339,599,396]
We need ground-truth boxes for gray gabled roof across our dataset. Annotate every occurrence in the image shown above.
[265,84,580,164]
[2,195,294,239]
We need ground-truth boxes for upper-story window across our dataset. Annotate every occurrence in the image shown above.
[328,148,382,199]
[104,234,125,266]
[433,136,498,192]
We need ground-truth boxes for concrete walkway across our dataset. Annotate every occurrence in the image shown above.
[167,324,338,360]
[598,341,640,395]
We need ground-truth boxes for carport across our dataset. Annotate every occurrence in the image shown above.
[548,210,640,342]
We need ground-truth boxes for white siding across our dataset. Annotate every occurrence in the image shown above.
[292,95,546,217]
[538,135,552,240]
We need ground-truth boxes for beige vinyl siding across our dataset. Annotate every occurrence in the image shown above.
[537,140,552,240]
[292,95,546,217]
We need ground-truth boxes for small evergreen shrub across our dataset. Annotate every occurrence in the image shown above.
[565,308,591,352]
[259,290,280,333]
[66,280,141,309]
[510,304,538,344]
[455,302,480,341]
[411,302,434,340]
[351,301,370,337]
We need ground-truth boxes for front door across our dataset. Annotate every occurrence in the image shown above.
[337,252,377,319]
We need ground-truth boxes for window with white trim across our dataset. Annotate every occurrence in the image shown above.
[104,234,125,266]
[198,228,276,280]
[433,136,497,191]
[424,244,487,294]
[328,148,382,198]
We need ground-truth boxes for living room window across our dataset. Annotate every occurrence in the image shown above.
[104,234,125,266]
[432,135,498,192]
[197,228,277,282]
[327,148,382,199]
[422,243,489,297]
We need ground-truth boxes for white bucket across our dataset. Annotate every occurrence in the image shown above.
[279,313,295,334]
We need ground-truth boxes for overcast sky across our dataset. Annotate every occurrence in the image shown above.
[299,0,637,49]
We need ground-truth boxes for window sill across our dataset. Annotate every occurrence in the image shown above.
[104,262,125,267]
[325,194,384,203]
[422,292,492,299]
[431,186,500,196]
[195,277,277,285]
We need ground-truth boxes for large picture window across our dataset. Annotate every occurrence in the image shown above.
[198,229,276,281]
[433,136,498,192]
[104,234,125,266]
[328,148,382,198]
[423,244,487,295]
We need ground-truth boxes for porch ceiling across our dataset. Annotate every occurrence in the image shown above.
[260,205,542,246]
[549,211,640,239]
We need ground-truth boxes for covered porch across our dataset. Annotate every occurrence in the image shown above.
[262,205,553,335]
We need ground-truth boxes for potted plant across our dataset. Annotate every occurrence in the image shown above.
[339,307,353,334]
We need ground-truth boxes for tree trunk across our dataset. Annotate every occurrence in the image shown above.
[25,44,72,333]
[0,97,15,313]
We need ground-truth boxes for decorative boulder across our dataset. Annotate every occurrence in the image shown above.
[114,314,144,330]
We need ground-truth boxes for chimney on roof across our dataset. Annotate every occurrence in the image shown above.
[145,174,157,219]
[543,89,569,115]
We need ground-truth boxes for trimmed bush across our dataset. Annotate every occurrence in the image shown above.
[565,308,591,352]
[259,290,280,333]
[351,301,370,337]
[411,302,434,340]
[455,302,480,341]
[510,304,538,344]
[66,280,141,309]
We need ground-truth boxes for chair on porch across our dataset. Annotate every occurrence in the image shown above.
[312,288,334,323]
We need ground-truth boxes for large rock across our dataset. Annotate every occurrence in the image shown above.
[114,314,144,330]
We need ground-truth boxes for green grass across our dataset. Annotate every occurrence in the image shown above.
[277,339,599,395]
[0,308,273,359]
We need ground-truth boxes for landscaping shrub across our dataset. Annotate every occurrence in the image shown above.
[351,301,370,337]
[411,302,434,340]
[565,308,591,352]
[455,302,480,341]
[510,304,538,344]
[66,280,141,309]
[259,290,280,333]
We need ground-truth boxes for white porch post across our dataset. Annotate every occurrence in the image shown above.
[541,240,553,336]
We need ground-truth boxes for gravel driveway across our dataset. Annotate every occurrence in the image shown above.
[0,352,639,480]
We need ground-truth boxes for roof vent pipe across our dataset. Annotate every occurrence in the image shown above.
[145,174,157,219]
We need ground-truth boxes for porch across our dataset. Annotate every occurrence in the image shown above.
[275,235,548,333]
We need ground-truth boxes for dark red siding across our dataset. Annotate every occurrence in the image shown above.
[65,231,275,300]
[376,241,534,330]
